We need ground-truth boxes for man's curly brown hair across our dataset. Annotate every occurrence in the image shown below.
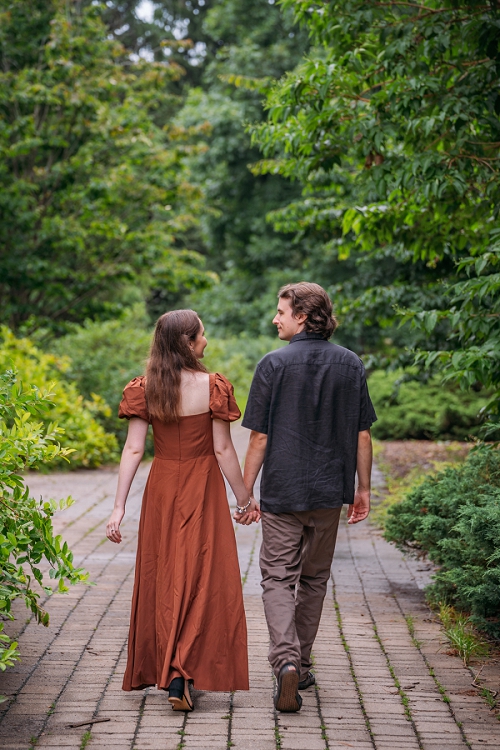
[278,282,338,339]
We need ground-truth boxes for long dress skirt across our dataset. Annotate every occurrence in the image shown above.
[119,375,249,692]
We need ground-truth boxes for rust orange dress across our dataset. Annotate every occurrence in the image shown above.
[118,372,249,692]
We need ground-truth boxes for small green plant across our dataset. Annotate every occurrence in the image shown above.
[480,687,497,710]
[404,614,422,648]
[80,730,92,750]
[274,724,282,749]
[439,604,489,666]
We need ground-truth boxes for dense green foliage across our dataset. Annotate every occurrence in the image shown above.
[0,0,211,334]
[0,328,117,467]
[2,0,498,457]
[384,448,500,637]
[252,0,500,419]
[369,371,491,440]
[167,0,312,333]
[0,372,89,673]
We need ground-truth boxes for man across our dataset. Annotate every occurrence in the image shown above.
[239,282,376,712]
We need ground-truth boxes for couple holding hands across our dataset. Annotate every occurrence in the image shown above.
[106,281,376,713]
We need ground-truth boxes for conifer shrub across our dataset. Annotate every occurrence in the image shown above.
[368,370,490,440]
[384,447,500,637]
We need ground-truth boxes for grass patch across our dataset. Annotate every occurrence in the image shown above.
[80,730,92,750]
[439,603,489,666]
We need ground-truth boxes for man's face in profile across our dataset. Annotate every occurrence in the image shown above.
[272,297,305,341]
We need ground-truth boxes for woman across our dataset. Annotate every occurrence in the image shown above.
[106,310,259,711]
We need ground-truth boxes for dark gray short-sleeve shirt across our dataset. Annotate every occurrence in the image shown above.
[242,332,377,513]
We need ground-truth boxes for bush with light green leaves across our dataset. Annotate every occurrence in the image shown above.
[0,328,117,468]
[0,372,90,677]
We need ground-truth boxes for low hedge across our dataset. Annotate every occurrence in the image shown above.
[384,447,500,637]
[368,369,490,440]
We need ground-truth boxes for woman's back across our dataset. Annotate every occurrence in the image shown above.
[178,371,210,417]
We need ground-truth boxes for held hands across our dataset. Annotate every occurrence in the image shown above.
[233,495,261,525]
[106,508,125,543]
[347,488,370,525]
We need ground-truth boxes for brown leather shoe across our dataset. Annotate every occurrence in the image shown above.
[275,663,302,712]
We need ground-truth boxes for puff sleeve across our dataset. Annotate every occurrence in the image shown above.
[118,376,150,422]
[210,373,241,422]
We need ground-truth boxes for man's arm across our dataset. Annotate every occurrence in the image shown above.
[243,430,268,496]
[347,429,372,524]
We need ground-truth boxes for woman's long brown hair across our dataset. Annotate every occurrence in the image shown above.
[145,309,207,423]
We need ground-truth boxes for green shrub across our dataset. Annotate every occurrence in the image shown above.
[0,328,117,467]
[384,447,500,637]
[0,372,89,676]
[369,369,490,440]
[51,305,152,446]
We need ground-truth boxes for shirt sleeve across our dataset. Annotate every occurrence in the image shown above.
[118,377,150,422]
[241,361,273,434]
[359,366,377,431]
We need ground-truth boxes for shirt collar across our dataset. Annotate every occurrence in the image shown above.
[289,331,327,344]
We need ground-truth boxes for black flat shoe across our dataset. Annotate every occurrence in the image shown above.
[298,671,316,690]
[168,677,193,712]
[275,663,302,712]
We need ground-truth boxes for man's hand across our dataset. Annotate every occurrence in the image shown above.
[347,488,370,524]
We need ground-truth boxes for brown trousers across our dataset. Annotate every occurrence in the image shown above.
[260,507,342,680]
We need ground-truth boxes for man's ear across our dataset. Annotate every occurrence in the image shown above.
[293,312,307,325]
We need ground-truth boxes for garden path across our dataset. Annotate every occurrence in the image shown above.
[1,425,499,750]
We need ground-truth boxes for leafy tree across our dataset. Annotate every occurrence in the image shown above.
[96,0,215,88]
[252,0,500,415]
[168,0,313,334]
[0,0,210,334]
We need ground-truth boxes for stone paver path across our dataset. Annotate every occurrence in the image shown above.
[1,425,499,749]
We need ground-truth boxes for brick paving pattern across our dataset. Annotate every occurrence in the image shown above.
[1,425,499,749]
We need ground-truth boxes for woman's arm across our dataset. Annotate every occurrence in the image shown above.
[106,418,149,543]
[212,419,260,524]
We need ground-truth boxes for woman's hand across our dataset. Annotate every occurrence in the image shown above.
[106,508,125,543]
[233,496,261,525]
